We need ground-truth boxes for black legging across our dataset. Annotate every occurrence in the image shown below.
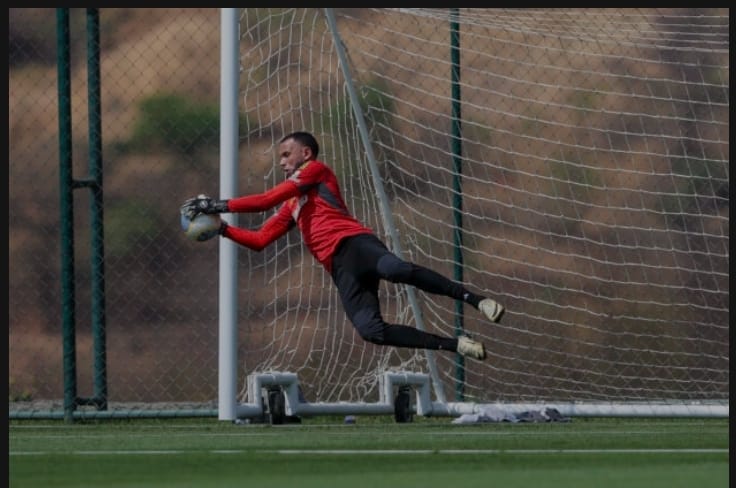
[329,233,479,351]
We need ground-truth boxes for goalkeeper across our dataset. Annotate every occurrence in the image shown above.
[181,131,504,360]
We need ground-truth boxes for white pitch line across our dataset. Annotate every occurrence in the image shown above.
[269,448,727,455]
[9,448,727,456]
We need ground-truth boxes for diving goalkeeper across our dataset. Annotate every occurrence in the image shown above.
[180,131,504,360]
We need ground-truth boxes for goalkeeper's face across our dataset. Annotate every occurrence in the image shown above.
[278,138,312,177]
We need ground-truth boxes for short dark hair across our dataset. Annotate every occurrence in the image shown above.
[281,131,319,158]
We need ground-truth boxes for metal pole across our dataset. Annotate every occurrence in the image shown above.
[86,7,108,411]
[324,8,446,403]
[218,8,240,421]
[56,7,77,424]
[450,8,465,401]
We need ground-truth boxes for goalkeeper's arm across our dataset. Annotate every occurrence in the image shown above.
[183,180,300,218]
[227,180,299,213]
[221,206,293,251]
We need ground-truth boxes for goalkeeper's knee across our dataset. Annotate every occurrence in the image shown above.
[351,309,387,345]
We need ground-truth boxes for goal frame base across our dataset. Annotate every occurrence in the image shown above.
[229,371,728,421]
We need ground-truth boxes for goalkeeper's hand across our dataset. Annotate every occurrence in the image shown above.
[180,194,229,220]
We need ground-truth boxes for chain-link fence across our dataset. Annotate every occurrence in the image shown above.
[10,8,226,417]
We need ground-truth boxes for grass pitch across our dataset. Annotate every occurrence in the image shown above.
[9,416,728,488]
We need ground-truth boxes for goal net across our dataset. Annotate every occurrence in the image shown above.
[231,8,728,415]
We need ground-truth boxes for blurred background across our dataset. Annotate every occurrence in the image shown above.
[9,8,729,418]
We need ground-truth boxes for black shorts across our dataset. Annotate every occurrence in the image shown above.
[330,233,465,330]
[329,233,391,321]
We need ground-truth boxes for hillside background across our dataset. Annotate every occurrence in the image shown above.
[9,8,729,412]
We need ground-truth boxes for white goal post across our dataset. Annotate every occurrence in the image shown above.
[218,8,728,420]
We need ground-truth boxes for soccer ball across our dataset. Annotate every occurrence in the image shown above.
[180,212,222,241]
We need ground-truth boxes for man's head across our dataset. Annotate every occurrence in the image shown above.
[278,131,319,177]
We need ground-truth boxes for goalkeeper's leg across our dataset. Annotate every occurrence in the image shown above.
[351,308,486,360]
[331,260,486,360]
[376,253,504,323]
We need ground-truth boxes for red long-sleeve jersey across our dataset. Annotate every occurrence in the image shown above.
[221,160,373,272]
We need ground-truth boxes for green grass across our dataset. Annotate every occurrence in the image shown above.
[9,417,729,488]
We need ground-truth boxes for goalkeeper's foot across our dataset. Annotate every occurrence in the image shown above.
[457,336,486,360]
[478,298,504,323]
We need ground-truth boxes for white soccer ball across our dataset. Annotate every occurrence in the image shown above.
[180,213,222,241]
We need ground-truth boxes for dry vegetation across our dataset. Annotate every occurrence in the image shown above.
[9,8,728,403]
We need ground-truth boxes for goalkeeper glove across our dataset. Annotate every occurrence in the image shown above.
[180,194,229,219]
